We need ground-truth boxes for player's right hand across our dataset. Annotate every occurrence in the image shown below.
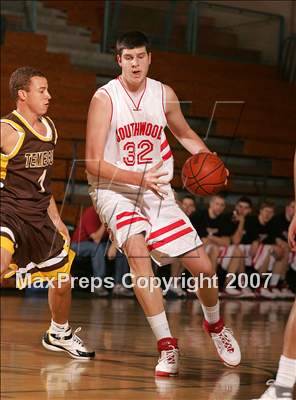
[142,161,169,199]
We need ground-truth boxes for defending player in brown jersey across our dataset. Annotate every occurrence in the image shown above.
[0,66,94,360]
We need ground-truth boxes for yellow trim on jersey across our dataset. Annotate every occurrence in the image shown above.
[0,157,8,180]
[0,119,26,159]
[1,119,25,135]
[45,116,58,144]
[0,120,26,181]
[12,110,53,142]
[0,235,15,255]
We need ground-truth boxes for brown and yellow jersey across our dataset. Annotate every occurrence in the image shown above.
[0,110,58,221]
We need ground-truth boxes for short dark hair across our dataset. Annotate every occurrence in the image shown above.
[260,201,275,211]
[116,31,151,56]
[181,194,196,204]
[9,66,45,101]
[210,194,225,201]
[236,196,253,208]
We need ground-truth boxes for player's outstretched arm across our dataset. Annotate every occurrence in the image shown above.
[85,92,169,196]
[164,85,210,155]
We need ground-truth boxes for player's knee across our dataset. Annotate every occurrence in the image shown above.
[123,234,149,259]
[201,259,215,277]
[51,274,72,294]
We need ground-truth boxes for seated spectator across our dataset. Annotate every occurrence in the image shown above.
[190,195,244,297]
[239,201,285,299]
[268,200,295,298]
[71,206,109,297]
[218,196,254,298]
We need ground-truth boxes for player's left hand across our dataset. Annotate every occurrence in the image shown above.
[107,242,117,260]
[57,220,71,244]
[212,152,229,185]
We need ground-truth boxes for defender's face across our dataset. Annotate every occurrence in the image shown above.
[117,47,151,86]
[19,76,51,116]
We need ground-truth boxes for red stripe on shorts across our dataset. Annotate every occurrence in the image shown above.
[116,211,139,220]
[116,217,148,230]
[148,227,193,251]
[148,219,186,240]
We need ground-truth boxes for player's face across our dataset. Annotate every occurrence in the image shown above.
[181,198,196,216]
[286,201,295,221]
[209,197,225,216]
[235,201,252,217]
[19,76,51,116]
[118,47,151,86]
[259,206,274,223]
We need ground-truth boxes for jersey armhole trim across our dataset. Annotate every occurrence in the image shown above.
[98,88,113,123]
[45,116,58,144]
[0,119,26,159]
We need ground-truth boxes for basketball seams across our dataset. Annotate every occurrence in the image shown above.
[186,179,226,188]
[197,161,225,184]
[191,152,210,180]
[182,153,227,196]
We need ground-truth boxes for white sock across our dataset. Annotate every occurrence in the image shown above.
[147,311,172,341]
[201,301,220,324]
[270,273,280,287]
[50,320,69,333]
[275,355,296,388]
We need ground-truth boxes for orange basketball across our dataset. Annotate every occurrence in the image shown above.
[181,152,228,196]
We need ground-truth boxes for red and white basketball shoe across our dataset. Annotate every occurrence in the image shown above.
[203,318,241,367]
[155,337,179,377]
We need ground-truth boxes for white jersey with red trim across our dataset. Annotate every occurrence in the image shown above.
[87,77,173,188]
[88,76,202,263]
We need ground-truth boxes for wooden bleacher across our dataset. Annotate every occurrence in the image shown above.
[43,0,104,42]
[149,51,295,181]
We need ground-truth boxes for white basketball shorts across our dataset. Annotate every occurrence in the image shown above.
[89,183,202,266]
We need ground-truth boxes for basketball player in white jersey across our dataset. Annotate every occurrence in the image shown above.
[252,152,296,400]
[86,31,241,376]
